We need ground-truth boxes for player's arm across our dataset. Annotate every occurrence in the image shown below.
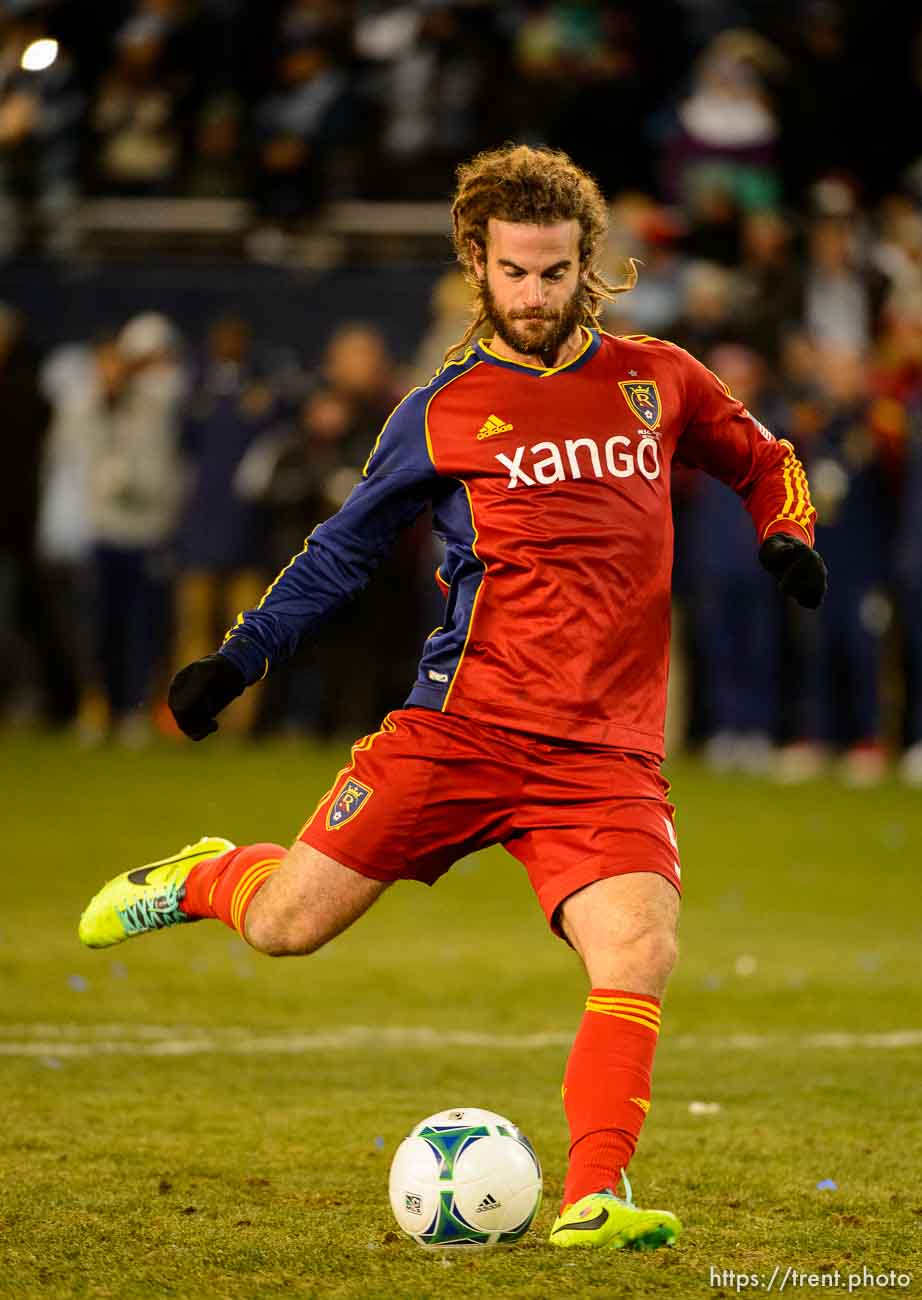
[169,389,440,739]
[673,351,827,609]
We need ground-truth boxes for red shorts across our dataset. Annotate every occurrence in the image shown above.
[298,707,681,937]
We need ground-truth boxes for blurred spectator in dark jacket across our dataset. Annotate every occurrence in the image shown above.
[253,34,352,224]
[0,302,51,721]
[318,324,429,730]
[238,333,424,738]
[319,321,404,463]
[734,209,803,365]
[236,384,362,735]
[782,344,894,784]
[684,343,784,773]
[670,260,740,359]
[871,288,922,784]
[174,315,294,735]
[243,384,357,565]
[894,398,922,786]
[0,10,82,256]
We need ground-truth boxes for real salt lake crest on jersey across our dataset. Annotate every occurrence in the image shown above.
[219,329,816,757]
[618,378,663,431]
[326,779,373,830]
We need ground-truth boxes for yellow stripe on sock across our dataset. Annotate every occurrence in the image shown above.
[586,994,660,1009]
[231,866,278,935]
[586,996,661,1020]
[586,1007,661,1032]
[231,866,279,934]
[229,859,276,905]
[229,859,280,933]
[230,861,278,910]
[585,999,661,1024]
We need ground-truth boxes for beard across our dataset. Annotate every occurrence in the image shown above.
[481,276,587,367]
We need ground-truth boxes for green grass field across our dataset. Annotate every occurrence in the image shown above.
[2,731,920,1299]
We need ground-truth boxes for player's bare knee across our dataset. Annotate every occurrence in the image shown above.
[576,910,678,993]
[642,924,678,983]
[243,901,325,957]
[609,915,676,980]
[245,918,326,957]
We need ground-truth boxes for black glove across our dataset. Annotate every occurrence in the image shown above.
[759,534,828,609]
[168,654,246,740]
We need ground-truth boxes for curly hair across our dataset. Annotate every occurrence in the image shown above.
[445,143,636,362]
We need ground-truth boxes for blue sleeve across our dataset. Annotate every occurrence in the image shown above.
[218,386,439,684]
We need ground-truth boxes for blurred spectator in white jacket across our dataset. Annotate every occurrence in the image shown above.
[82,313,185,744]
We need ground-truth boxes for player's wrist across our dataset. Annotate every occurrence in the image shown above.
[218,637,268,688]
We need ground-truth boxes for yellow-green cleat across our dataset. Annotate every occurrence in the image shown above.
[549,1175,681,1251]
[78,837,235,948]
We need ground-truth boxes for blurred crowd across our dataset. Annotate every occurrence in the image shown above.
[1,303,444,745]
[1,0,921,785]
[0,1,919,252]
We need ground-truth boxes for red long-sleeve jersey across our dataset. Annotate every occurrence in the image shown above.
[221,328,815,757]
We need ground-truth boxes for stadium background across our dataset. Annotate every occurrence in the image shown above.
[2,3,921,1298]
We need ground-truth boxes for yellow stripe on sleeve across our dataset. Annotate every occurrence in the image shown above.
[771,441,817,535]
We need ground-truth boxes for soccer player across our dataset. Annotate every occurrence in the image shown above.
[79,145,827,1251]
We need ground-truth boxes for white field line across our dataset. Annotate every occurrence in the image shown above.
[0,1024,921,1059]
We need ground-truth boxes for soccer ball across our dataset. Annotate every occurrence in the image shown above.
[388,1106,542,1248]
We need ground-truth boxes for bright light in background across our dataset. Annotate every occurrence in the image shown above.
[21,38,59,73]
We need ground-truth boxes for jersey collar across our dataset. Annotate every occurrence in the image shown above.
[474,326,600,378]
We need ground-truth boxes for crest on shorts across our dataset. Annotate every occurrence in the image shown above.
[326,778,373,831]
[618,379,662,432]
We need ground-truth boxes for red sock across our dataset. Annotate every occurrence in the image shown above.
[180,843,285,936]
[561,988,661,1208]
